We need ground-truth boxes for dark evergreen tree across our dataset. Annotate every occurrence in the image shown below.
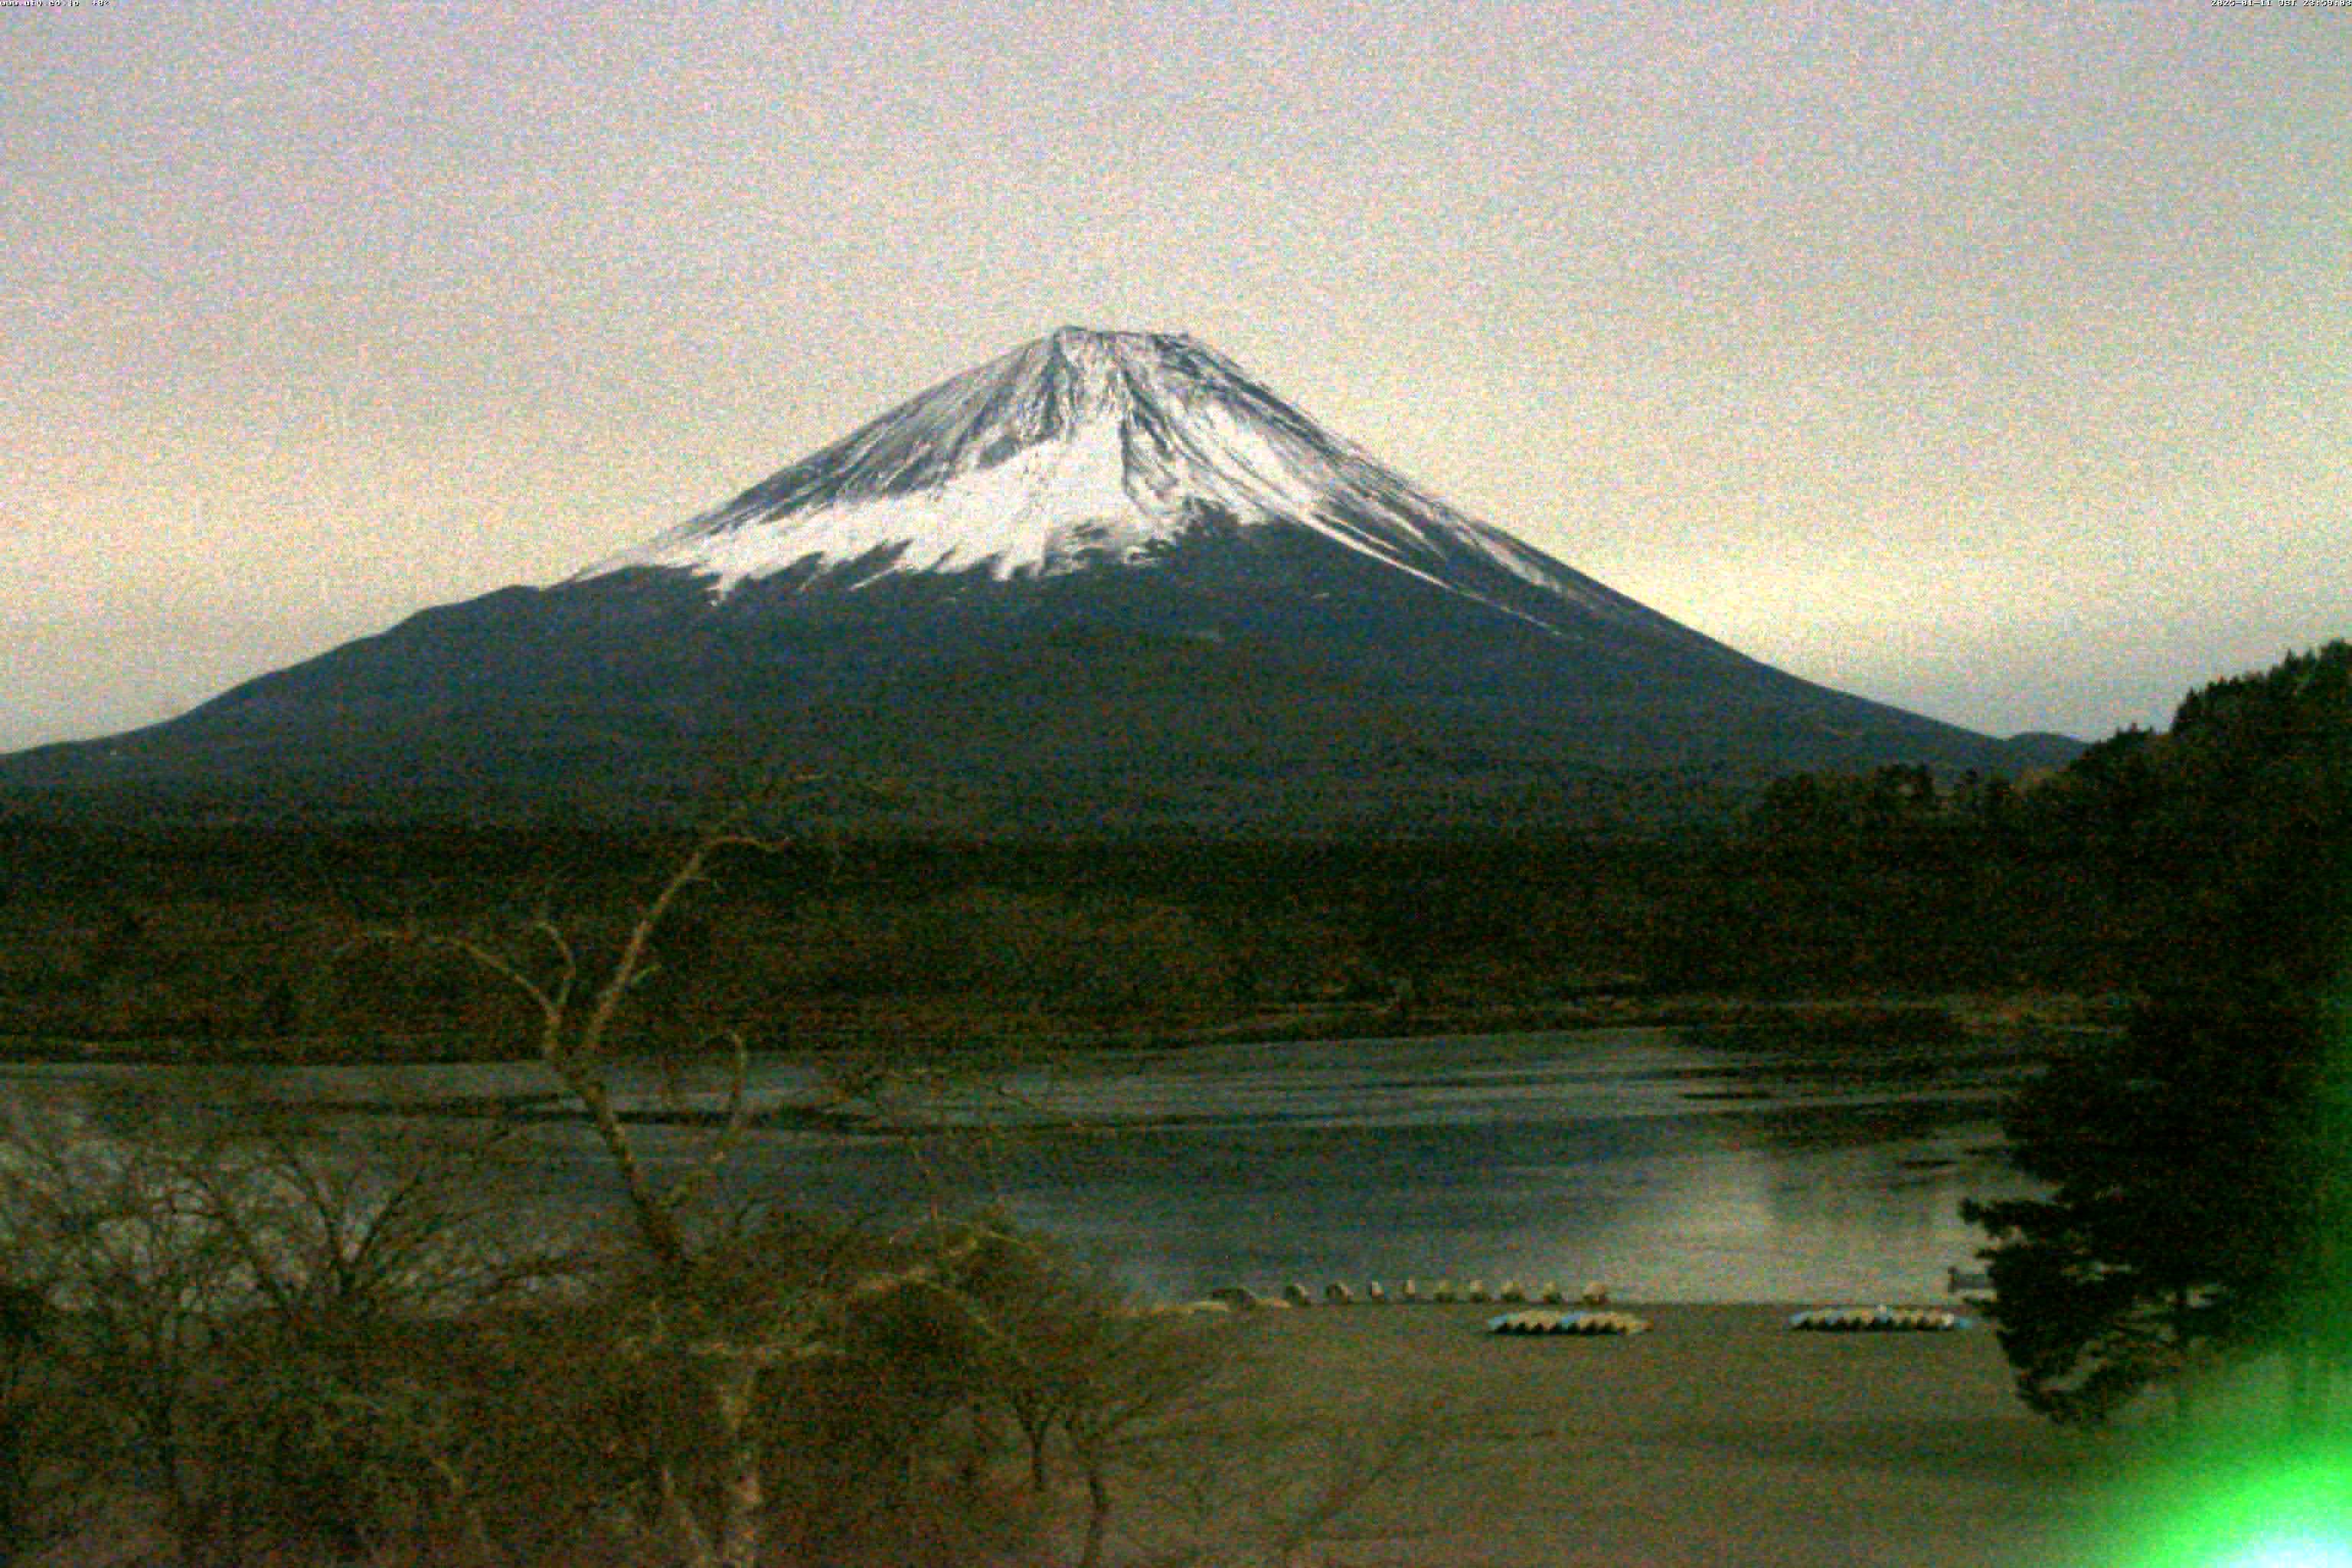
[0,1281,46,1563]
[1964,993,2333,1425]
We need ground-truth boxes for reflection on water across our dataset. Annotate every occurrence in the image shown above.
[2,1027,2046,1303]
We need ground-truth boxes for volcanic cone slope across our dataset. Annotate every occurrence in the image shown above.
[1,328,2077,827]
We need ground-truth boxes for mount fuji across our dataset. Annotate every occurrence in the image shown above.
[2,328,2076,829]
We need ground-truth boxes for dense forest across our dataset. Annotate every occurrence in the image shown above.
[1663,638,2350,996]
[1949,643,2352,1427]
[0,641,2344,1061]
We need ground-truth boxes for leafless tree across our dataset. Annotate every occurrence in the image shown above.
[0,1078,558,1565]
[925,1221,1230,1568]
[387,802,927,1568]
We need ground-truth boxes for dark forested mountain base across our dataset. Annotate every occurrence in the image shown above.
[3,642,2337,1063]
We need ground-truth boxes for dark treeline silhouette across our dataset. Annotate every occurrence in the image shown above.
[1952,641,2352,1424]
[1664,640,2351,996]
[5,640,2346,1063]
[0,821,1700,1057]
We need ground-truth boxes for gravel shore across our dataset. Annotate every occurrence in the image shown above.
[1109,1302,2107,1567]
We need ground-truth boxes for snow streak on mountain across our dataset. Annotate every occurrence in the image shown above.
[581,326,1661,639]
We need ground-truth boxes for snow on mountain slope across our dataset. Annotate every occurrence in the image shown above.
[578,327,1627,633]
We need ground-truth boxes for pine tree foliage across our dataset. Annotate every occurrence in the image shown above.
[1964,995,2329,1424]
[1963,641,2352,1425]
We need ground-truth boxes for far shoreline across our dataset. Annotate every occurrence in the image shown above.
[0,988,2121,1069]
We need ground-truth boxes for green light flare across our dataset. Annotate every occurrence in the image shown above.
[2091,985,2352,1568]
[2220,1543,2352,1568]
[2096,1439,2352,1568]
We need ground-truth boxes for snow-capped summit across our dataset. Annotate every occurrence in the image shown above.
[579,327,1619,632]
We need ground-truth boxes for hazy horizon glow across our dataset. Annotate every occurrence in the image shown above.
[6,2,2346,755]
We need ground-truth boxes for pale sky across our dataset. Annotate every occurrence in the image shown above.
[5,0,2346,753]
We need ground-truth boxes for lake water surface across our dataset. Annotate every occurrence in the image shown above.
[9,1027,2049,1304]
